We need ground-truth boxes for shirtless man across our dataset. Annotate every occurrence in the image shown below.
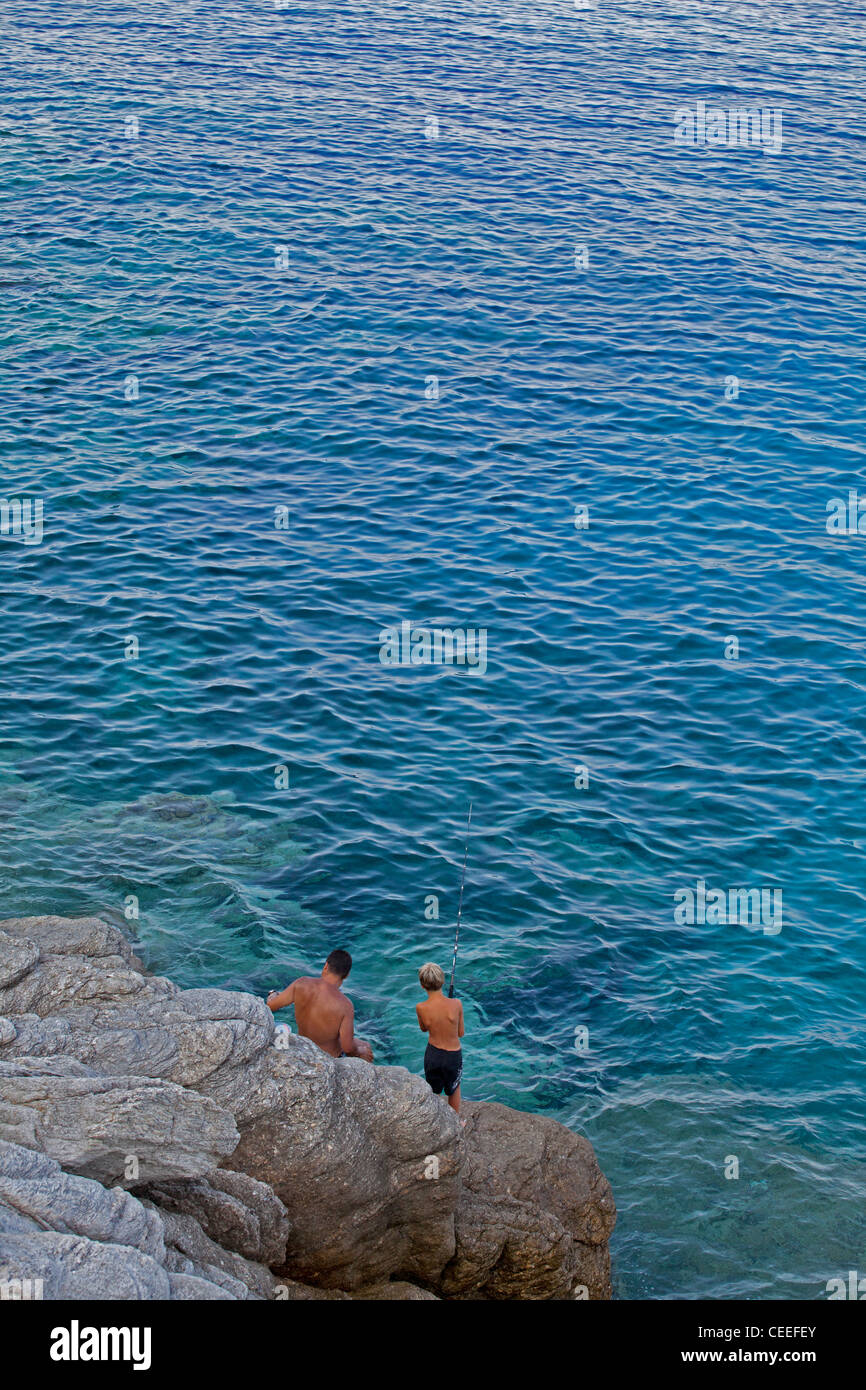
[266,949,373,1062]
[416,961,464,1114]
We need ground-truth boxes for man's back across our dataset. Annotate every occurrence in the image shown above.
[291,976,350,1057]
[416,991,463,1050]
[267,949,374,1062]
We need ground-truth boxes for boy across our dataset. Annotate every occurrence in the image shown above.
[416,961,464,1114]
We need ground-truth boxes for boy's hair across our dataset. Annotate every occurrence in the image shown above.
[325,949,352,980]
[419,961,445,992]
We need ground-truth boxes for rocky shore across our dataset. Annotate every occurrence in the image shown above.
[0,915,615,1300]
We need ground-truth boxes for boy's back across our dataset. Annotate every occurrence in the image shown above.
[416,990,463,1050]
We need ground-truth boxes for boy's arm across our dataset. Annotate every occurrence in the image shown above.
[267,980,296,1012]
[458,1001,464,1038]
[338,1000,356,1055]
[416,1002,428,1033]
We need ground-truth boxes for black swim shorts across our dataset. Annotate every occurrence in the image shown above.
[424,1043,463,1097]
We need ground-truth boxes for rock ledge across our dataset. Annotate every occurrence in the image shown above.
[0,915,615,1300]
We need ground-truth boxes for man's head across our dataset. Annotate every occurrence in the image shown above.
[419,961,445,993]
[323,948,352,981]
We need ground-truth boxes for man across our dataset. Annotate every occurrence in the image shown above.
[416,961,464,1115]
[266,949,374,1062]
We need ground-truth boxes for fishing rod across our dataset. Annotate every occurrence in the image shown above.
[448,802,472,998]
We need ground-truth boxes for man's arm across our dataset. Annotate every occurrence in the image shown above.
[267,980,297,1012]
[338,1000,356,1055]
[458,1001,464,1038]
[416,1002,428,1033]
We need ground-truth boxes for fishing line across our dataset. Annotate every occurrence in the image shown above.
[448,802,472,998]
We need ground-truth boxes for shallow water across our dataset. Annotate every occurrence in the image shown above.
[1,0,865,1298]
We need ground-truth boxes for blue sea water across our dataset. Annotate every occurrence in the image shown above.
[1,0,865,1299]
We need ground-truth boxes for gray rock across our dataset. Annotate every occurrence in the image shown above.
[0,1013,73,1056]
[151,1206,273,1299]
[232,1039,462,1290]
[459,1101,616,1244]
[351,1281,439,1300]
[273,1277,351,1300]
[135,1168,289,1265]
[440,1100,616,1299]
[0,1140,165,1260]
[0,953,155,1020]
[0,1231,173,1299]
[440,1191,577,1299]
[0,1056,239,1184]
[0,932,40,989]
[271,1278,438,1301]
[0,915,138,964]
[167,1271,236,1300]
[0,1141,254,1301]
[0,916,617,1301]
[0,971,279,1128]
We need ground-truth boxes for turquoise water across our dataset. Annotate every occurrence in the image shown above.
[2,0,866,1298]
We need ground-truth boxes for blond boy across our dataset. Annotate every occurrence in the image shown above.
[416,962,464,1113]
